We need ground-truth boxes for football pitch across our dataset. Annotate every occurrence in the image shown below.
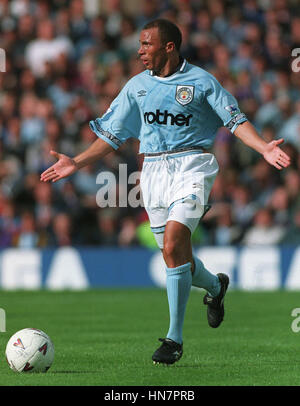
[0,288,300,386]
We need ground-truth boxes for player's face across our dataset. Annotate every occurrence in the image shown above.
[138,28,168,72]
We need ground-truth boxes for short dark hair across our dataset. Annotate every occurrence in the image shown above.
[142,19,182,51]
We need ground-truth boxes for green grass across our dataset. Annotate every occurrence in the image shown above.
[0,288,300,386]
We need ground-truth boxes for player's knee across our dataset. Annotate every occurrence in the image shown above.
[163,221,192,266]
[163,239,179,260]
[163,239,190,267]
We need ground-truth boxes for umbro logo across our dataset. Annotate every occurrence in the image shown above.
[137,90,147,97]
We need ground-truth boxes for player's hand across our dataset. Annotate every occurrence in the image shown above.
[40,150,78,183]
[262,139,291,170]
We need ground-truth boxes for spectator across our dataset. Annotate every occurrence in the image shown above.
[254,81,283,131]
[118,15,140,58]
[118,216,138,246]
[25,18,74,77]
[209,0,228,40]
[96,208,119,246]
[48,212,74,247]
[13,210,40,248]
[280,209,300,246]
[135,0,160,29]
[0,198,19,247]
[214,203,243,246]
[231,184,257,228]
[33,181,55,232]
[19,92,45,145]
[223,8,245,53]
[278,100,300,149]
[242,208,285,246]
[231,41,253,74]
[267,185,291,225]
[283,169,300,214]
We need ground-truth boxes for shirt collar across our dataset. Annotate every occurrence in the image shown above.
[149,58,187,76]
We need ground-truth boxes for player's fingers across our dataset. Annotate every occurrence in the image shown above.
[40,172,53,182]
[280,154,290,162]
[40,166,55,177]
[280,152,291,162]
[274,156,290,169]
[274,138,284,146]
[271,159,283,169]
[40,169,57,182]
[277,152,290,164]
[51,174,62,183]
[278,158,290,167]
[276,148,290,158]
[40,174,55,182]
[50,150,60,159]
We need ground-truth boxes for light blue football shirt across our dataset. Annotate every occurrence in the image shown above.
[89,59,247,153]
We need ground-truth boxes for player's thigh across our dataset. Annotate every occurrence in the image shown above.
[140,160,169,250]
[144,206,168,249]
[158,197,202,250]
[168,198,204,236]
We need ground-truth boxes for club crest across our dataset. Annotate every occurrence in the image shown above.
[175,85,194,106]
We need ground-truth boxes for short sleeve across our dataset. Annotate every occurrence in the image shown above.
[205,75,248,133]
[89,81,141,149]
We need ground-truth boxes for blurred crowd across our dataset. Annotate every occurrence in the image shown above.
[0,0,300,249]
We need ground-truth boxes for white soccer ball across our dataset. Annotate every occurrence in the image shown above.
[5,328,55,373]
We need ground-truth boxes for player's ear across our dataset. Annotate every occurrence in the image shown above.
[165,41,175,53]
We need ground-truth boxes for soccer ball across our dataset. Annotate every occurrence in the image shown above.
[5,328,54,373]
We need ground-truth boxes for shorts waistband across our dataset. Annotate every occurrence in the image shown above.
[143,147,206,157]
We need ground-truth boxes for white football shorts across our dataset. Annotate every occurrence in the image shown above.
[140,149,219,249]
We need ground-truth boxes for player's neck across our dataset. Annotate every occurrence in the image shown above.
[156,55,182,78]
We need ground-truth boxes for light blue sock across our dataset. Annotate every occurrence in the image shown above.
[192,256,221,297]
[166,262,192,345]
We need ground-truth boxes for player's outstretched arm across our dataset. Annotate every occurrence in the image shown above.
[40,138,114,183]
[234,121,291,170]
